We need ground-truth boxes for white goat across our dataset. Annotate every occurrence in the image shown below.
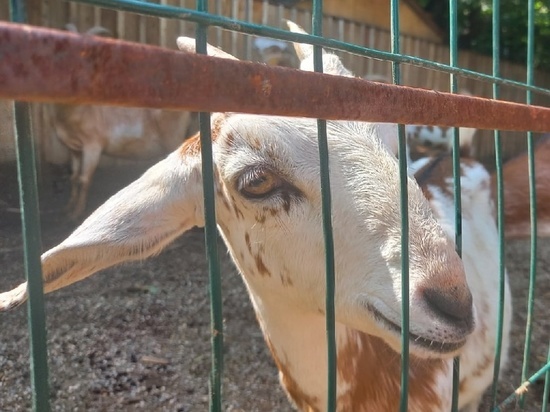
[0,24,510,411]
[52,24,198,220]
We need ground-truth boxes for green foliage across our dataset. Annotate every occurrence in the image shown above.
[417,0,550,70]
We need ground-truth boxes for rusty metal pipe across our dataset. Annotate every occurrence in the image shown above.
[1,21,549,133]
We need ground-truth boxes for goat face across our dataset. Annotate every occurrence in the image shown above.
[204,113,473,360]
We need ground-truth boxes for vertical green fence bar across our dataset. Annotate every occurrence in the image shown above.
[490,0,507,408]
[389,1,410,411]
[195,1,224,410]
[519,0,538,407]
[543,345,550,412]
[448,0,462,410]
[9,1,51,411]
[310,1,337,410]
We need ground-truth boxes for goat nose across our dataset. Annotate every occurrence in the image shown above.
[423,284,474,331]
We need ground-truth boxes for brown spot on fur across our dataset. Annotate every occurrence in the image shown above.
[179,132,201,156]
[213,173,232,212]
[413,154,472,201]
[255,253,271,277]
[256,213,266,223]
[459,379,467,394]
[458,352,492,398]
[337,330,446,411]
[459,145,472,158]
[264,337,321,411]
[472,354,493,377]
[280,267,294,287]
[249,136,261,150]
[211,113,227,141]
[234,206,244,220]
[414,155,450,200]
[224,131,236,148]
[230,196,244,217]
[180,113,230,156]
[245,232,252,253]
[262,206,279,217]
[282,191,292,213]
[222,196,231,211]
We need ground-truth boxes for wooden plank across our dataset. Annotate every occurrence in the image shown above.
[122,11,140,42]
[159,0,179,48]
[26,0,42,26]
[99,7,117,36]
[0,0,9,21]
[144,11,160,46]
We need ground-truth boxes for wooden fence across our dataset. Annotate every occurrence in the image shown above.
[1,0,549,165]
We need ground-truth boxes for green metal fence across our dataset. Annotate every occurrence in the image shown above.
[3,0,550,411]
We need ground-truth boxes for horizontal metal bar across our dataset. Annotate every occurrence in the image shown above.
[1,22,550,133]
[72,0,550,97]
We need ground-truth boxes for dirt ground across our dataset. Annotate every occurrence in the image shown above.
[0,159,548,412]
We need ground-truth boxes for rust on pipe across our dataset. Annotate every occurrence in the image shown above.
[1,21,549,133]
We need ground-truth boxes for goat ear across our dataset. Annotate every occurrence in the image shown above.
[285,20,353,77]
[285,20,313,61]
[0,149,205,311]
[176,37,239,60]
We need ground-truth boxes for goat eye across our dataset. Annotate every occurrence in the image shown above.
[239,168,283,198]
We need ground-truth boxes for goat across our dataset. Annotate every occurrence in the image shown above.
[51,24,198,220]
[494,135,550,239]
[0,23,510,411]
[407,123,550,240]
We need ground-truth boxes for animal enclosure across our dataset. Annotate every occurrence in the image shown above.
[1,0,550,411]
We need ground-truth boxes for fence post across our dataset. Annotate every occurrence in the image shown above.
[9,0,51,411]
[449,0,462,409]
[389,2,411,411]
[520,0,538,407]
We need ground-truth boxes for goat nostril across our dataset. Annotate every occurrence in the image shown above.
[423,286,474,331]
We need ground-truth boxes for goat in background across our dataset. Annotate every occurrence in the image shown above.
[50,24,198,220]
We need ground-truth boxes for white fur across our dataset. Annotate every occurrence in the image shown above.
[422,160,512,408]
